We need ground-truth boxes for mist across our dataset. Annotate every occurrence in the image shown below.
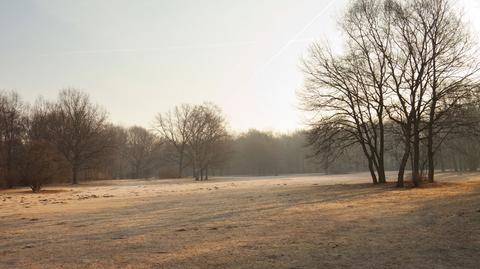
[1,1,480,268]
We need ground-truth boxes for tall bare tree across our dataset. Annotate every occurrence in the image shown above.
[416,0,480,183]
[154,104,193,178]
[301,42,388,184]
[187,103,229,180]
[377,0,480,186]
[302,0,480,187]
[48,89,111,184]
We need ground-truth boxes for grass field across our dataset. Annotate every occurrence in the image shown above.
[1,172,479,268]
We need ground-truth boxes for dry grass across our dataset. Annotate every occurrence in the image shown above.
[1,172,479,268]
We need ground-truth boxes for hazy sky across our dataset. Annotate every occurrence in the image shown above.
[1,0,480,133]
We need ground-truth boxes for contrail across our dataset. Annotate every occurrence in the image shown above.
[255,0,337,76]
[43,39,317,57]
[42,1,336,59]
[42,40,262,56]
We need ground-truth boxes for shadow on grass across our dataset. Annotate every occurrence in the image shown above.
[1,178,479,268]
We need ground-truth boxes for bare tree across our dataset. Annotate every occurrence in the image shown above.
[154,104,193,178]
[416,0,480,183]
[301,41,388,184]
[99,125,129,179]
[0,91,27,188]
[17,99,69,192]
[380,0,480,186]
[47,89,111,184]
[429,93,480,172]
[187,103,229,180]
[124,126,159,179]
[302,0,480,187]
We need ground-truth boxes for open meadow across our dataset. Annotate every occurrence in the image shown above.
[1,172,479,269]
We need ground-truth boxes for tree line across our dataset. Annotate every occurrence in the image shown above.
[0,89,321,192]
[301,0,480,187]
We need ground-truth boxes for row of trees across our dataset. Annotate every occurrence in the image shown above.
[225,130,321,176]
[301,0,480,187]
[111,126,322,179]
[155,103,230,181]
[154,106,323,178]
[0,90,117,191]
[0,90,322,192]
[0,90,227,191]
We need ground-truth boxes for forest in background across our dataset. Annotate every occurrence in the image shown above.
[1,86,480,192]
[0,89,322,192]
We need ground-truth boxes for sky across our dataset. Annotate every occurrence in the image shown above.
[1,0,480,133]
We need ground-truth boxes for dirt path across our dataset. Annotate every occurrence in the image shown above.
[1,173,479,268]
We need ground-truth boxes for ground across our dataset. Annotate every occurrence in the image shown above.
[1,172,479,269]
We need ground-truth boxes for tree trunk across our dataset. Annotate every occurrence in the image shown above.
[178,152,184,178]
[368,158,378,185]
[412,121,421,187]
[397,131,411,188]
[427,103,436,183]
[358,139,377,184]
[193,156,199,181]
[427,145,435,183]
[72,166,78,185]
[378,115,387,184]
[378,160,386,184]
[428,41,438,184]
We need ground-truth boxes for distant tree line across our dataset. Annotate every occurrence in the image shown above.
[0,89,119,192]
[301,0,480,187]
[223,130,321,176]
[0,89,322,192]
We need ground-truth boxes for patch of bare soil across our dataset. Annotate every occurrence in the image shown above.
[0,172,479,268]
